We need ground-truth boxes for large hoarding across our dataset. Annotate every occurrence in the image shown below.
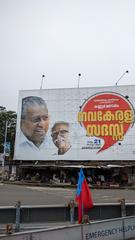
[14,85,135,161]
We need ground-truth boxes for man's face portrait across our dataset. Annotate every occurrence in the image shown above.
[21,104,49,146]
[51,122,70,154]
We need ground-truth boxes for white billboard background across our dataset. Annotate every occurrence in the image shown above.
[14,85,135,161]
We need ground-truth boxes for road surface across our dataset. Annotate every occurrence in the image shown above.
[0,183,135,206]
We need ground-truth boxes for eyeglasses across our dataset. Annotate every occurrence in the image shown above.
[51,129,69,138]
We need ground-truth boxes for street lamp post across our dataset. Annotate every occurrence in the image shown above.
[77,73,81,88]
[40,74,45,89]
[2,120,8,180]
[115,70,129,86]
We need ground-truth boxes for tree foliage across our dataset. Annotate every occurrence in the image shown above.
[0,106,17,159]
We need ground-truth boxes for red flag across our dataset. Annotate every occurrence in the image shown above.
[75,168,93,223]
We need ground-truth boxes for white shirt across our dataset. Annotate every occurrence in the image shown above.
[14,131,51,160]
[52,145,79,160]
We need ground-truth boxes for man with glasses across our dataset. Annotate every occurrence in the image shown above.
[51,121,71,155]
[16,96,50,160]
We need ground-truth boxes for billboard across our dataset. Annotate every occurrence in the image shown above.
[14,85,135,161]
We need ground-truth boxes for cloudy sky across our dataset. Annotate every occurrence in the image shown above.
[0,0,135,111]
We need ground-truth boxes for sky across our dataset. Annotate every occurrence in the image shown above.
[0,0,135,111]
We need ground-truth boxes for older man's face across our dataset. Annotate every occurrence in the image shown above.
[21,105,49,146]
[51,123,69,149]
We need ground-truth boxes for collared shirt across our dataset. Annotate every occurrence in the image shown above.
[15,131,51,160]
[52,145,79,160]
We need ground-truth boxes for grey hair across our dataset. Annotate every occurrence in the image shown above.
[51,121,69,132]
[21,96,48,119]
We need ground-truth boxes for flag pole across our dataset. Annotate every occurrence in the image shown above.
[82,167,84,223]
[82,202,84,223]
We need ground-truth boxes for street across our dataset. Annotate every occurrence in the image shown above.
[0,183,135,206]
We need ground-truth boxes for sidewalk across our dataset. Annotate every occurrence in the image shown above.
[2,180,135,190]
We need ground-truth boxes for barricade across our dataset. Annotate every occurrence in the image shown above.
[0,202,132,224]
[1,216,135,240]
